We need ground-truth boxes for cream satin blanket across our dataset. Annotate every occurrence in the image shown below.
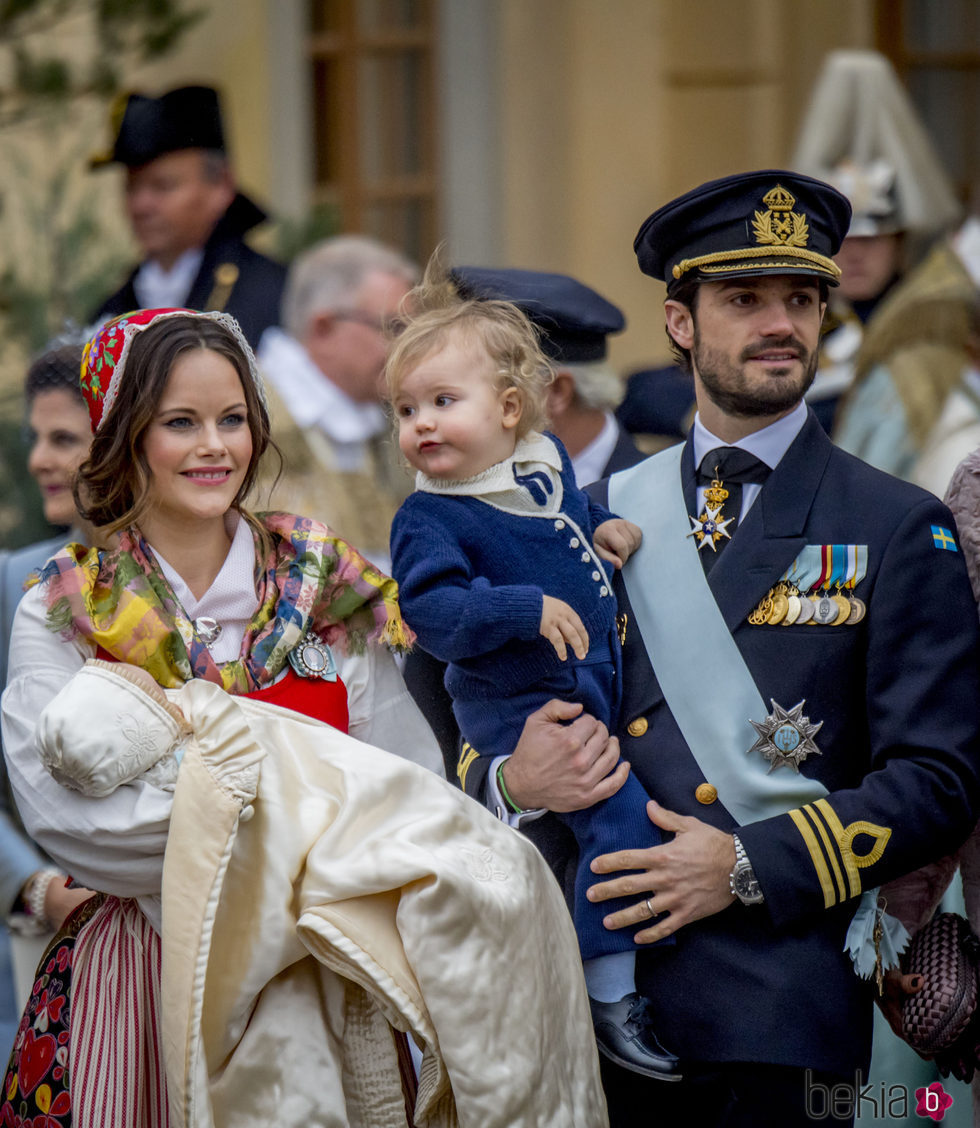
[40,666,607,1128]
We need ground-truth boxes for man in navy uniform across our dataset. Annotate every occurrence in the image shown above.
[473,171,980,1126]
[92,85,286,348]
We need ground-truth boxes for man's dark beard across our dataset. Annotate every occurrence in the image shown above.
[693,329,819,418]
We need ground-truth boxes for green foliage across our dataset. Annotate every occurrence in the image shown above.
[270,203,342,264]
[0,124,131,354]
[0,0,203,124]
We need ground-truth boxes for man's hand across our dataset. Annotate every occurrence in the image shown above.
[502,699,629,812]
[587,800,736,941]
[540,595,589,661]
[594,518,642,570]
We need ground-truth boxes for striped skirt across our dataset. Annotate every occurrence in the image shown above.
[0,895,171,1127]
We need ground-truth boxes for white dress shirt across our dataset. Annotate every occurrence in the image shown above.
[570,411,621,488]
[258,328,387,473]
[133,249,204,310]
[693,399,808,520]
[151,514,257,664]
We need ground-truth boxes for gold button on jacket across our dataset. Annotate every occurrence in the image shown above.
[695,783,718,805]
[627,717,648,737]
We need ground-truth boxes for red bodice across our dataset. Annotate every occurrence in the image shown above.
[242,667,349,731]
[94,647,349,732]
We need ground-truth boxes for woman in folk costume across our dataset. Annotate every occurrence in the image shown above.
[0,308,605,1128]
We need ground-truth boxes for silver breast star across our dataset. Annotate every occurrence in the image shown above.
[748,699,823,773]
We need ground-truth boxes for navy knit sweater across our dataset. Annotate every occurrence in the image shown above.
[390,437,618,704]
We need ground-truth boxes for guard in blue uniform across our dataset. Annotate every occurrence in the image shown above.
[470,171,980,1127]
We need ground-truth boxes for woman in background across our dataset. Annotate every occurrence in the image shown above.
[0,342,96,1039]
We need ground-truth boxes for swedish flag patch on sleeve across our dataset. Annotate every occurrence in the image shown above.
[931,526,958,552]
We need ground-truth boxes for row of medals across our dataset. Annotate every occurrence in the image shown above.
[748,581,866,627]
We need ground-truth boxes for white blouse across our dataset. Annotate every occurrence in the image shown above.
[1,559,443,931]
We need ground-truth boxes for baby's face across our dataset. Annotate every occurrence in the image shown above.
[394,334,522,480]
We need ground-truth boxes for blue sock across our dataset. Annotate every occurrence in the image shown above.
[583,951,636,1002]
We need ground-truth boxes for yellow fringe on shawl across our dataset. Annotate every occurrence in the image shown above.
[380,612,413,653]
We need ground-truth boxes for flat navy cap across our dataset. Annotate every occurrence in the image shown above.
[635,170,852,288]
[92,85,226,169]
[450,266,625,362]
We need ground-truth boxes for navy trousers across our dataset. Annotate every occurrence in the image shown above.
[453,634,669,959]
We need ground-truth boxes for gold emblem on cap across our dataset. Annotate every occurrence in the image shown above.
[89,89,133,165]
[671,179,841,282]
[753,184,809,249]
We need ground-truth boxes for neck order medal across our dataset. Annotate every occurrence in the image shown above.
[687,474,734,553]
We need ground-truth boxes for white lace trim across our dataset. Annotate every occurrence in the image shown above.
[414,431,565,516]
[98,309,268,432]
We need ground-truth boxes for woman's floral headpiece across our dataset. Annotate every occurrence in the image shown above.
[80,308,267,432]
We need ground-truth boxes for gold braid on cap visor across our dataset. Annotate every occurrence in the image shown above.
[672,245,842,281]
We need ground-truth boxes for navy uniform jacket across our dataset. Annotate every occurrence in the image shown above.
[583,411,980,1074]
[93,193,286,348]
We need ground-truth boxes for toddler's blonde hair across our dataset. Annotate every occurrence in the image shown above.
[385,253,553,437]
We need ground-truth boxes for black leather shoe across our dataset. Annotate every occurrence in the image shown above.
[590,993,683,1081]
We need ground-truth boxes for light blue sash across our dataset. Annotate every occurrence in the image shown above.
[609,444,826,825]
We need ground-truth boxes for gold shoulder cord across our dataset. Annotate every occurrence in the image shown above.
[206,262,240,312]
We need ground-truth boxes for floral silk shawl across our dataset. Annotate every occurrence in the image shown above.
[35,512,412,694]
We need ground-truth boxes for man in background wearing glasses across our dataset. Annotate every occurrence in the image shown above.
[258,235,419,570]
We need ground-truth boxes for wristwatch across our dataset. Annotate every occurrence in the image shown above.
[730,833,764,905]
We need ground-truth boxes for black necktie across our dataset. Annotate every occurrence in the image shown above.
[694,446,771,572]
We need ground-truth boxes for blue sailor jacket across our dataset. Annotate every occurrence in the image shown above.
[390,440,617,708]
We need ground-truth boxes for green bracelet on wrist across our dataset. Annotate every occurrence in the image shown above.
[496,762,525,815]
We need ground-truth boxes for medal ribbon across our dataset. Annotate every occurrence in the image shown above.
[780,544,868,593]
[824,545,847,590]
[780,545,824,591]
[844,545,869,590]
[816,545,833,590]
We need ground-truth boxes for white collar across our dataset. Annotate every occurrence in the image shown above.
[693,400,808,473]
[257,327,387,444]
[571,411,620,487]
[415,431,565,516]
[133,248,204,310]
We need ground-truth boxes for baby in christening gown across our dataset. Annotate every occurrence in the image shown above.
[38,660,188,798]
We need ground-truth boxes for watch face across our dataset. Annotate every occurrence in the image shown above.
[733,864,762,901]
